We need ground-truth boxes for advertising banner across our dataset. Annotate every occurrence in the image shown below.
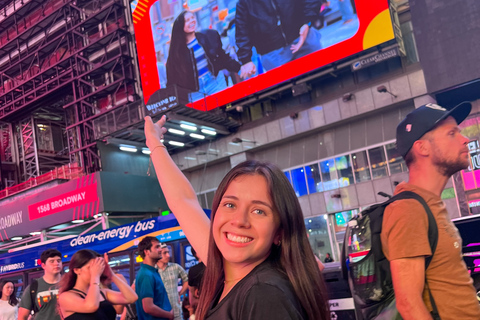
[0,217,185,275]
[0,173,102,241]
[132,0,395,111]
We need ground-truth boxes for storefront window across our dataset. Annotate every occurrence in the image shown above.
[352,151,371,183]
[320,159,339,191]
[385,143,407,174]
[335,155,354,187]
[305,163,322,193]
[305,215,335,262]
[368,146,388,179]
[291,167,308,197]
[333,209,359,257]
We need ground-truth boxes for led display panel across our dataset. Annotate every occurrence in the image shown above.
[131,0,395,111]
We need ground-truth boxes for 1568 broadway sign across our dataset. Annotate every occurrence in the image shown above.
[28,183,98,220]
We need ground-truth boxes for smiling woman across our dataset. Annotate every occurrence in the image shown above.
[145,115,330,320]
[0,280,19,320]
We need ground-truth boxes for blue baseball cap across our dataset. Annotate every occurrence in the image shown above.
[396,102,472,158]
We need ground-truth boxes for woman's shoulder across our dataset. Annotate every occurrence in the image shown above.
[239,267,305,319]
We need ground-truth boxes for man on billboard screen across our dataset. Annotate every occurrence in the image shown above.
[235,0,323,79]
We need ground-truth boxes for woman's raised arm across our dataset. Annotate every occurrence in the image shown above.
[144,115,210,263]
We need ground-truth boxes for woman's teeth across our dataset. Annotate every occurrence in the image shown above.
[227,233,253,243]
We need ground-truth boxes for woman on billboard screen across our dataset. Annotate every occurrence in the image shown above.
[166,11,241,102]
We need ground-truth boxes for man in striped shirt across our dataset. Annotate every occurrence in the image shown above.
[157,244,189,320]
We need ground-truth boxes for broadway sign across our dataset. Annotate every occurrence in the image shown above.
[0,173,102,241]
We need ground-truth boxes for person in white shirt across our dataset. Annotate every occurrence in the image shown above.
[0,280,19,320]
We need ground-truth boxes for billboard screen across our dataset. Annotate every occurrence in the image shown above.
[131,0,395,111]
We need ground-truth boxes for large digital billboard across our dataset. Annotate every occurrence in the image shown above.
[131,0,395,111]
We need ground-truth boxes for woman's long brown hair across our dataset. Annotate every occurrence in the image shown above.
[195,161,329,319]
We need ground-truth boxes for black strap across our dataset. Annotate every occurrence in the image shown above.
[387,191,440,318]
[70,288,107,300]
[70,288,87,298]
[30,279,39,313]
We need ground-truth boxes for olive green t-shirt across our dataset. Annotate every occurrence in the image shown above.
[19,277,60,320]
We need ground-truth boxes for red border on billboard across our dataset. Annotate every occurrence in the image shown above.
[133,0,395,111]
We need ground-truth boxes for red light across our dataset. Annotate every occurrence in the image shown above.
[212,5,218,11]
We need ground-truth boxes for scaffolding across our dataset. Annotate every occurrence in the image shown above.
[0,0,139,184]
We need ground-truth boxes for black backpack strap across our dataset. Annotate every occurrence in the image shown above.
[388,191,440,319]
[30,279,39,314]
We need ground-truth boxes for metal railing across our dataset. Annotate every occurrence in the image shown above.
[0,163,84,199]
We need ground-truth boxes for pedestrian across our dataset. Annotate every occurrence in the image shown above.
[156,244,188,320]
[381,102,480,319]
[135,236,173,320]
[0,280,19,320]
[18,249,63,320]
[144,115,330,320]
[186,257,206,320]
[57,249,137,320]
[324,253,333,263]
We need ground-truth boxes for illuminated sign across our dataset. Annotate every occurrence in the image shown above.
[462,140,480,190]
[0,173,101,241]
[351,47,399,71]
[28,183,98,220]
[132,0,395,111]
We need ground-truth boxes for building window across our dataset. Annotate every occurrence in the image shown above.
[400,21,419,65]
[385,143,407,174]
[284,171,292,184]
[306,163,322,193]
[320,159,339,191]
[291,167,308,197]
[352,151,371,183]
[335,155,354,187]
[368,146,388,179]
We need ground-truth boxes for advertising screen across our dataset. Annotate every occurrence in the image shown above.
[131,0,395,111]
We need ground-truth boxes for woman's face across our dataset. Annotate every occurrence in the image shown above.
[183,12,197,34]
[2,282,14,299]
[212,174,280,270]
[75,259,95,283]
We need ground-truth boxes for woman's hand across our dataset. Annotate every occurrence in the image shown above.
[90,257,105,280]
[144,115,167,150]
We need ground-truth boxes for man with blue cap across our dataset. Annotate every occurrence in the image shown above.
[381,102,480,320]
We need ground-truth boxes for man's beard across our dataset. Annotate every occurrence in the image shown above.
[432,155,469,177]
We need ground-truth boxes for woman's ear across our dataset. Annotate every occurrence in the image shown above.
[73,268,81,276]
[273,231,282,246]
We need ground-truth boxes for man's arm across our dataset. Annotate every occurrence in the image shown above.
[235,0,253,65]
[179,282,188,296]
[178,264,189,296]
[142,298,174,319]
[390,257,433,320]
[304,0,321,25]
[18,307,31,320]
[18,284,33,320]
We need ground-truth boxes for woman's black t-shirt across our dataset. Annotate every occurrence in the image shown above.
[205,259,306,320]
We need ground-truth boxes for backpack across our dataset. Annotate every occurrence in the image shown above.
[125,302,138,320]
[341,191,440,320]
[30,279,39,314]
